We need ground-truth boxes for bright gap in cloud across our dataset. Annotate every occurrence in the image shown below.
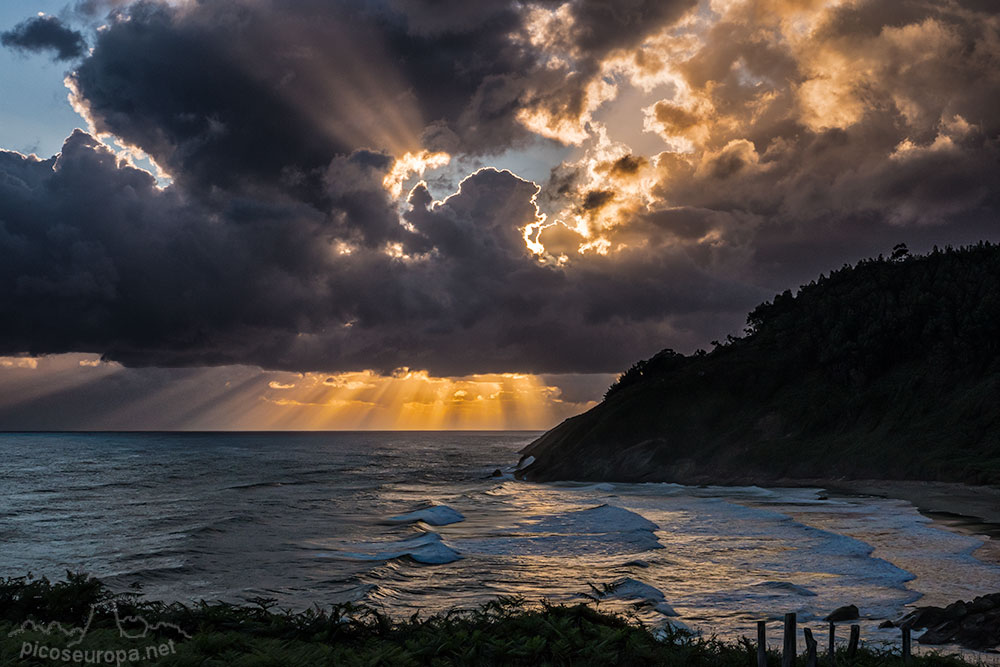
[0,354,613,431]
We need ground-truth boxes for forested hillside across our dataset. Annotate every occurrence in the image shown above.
[518,243,1000,484]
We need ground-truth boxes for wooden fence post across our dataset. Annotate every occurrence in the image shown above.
[828,622,835,666]
[804,627,818,667]
[782,613,797,667]
[758,621,768,667]
[902,626,911,663]
[846,624,860,661]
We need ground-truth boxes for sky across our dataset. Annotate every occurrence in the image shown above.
[0,0,998,430]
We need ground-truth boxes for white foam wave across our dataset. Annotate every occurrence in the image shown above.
[524,503,659,534]
[456,504,662,556]
[549,481,617,493]
[388,505,465,526]
[323,532,461,565]
[594,577,678,616]
[750,581,818,597]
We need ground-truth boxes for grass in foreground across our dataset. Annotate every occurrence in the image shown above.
[0,573,986,666]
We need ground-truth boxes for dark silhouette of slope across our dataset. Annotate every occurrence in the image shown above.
[519,243,1000,484]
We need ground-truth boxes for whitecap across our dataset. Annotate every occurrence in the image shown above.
[574,482,616,492]
[525,504,659,534]
[548,481,617,493]
[323,532,461,565]
[387,505,465,526]
[457,504,662,557]
[751,581,818,597]
[593,577,678,616]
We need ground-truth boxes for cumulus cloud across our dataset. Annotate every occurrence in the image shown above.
[1,15,87,60]
[1,0,999,381]
[65,0,542,199]
[541,0,1000,286]
[0,131,756,375]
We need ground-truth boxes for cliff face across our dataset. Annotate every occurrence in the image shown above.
[518,244,1000,485]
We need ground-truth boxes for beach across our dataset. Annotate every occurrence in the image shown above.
[811,479,1000,566]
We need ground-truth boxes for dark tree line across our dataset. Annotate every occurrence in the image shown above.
[607,242,1000,398]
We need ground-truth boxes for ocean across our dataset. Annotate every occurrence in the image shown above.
[2,431,998,651]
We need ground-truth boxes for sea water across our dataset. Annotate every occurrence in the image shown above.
[1,431,998,653]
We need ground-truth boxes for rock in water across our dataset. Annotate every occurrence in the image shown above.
[945,601,968,619]
[969,596,997,614]
[825,604,860,622]
[893,606,946,629]
[919,620,961,645]
[895,593,1000,650]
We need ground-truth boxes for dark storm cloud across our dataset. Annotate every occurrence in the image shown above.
[67,0,703,183]
[0,131,334,360]
[70,2,380,199]
[1,15,87,61]
[2,0,999,378]
[0,134,757,374]
[568,0,698,54]
[0,130,460,370]
[67,0,539,200]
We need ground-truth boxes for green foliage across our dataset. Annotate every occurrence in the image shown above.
[606,349,689,399]
[0,575,984,666]
[528,243,1000,484]
[744,241,1000,382]
[0,571,132,626]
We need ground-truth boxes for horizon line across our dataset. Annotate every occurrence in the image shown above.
[0,429,546,434]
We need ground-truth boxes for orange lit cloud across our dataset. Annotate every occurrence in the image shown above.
[383,150,451,199]
[523,0,1000,265]
[0,356,39,369]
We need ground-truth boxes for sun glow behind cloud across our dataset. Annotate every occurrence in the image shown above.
[2,0,999,430]
[0,355,602,430]
[383,150,452,199]
[258,369,582,430]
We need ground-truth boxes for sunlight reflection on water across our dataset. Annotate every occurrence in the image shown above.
[2,431,998,657]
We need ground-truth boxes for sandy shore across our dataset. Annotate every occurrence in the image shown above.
[796,479,1000,565]
[810,479,1000,524]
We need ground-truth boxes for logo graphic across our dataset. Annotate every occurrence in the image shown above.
[8,603,190,665]
[7,606,95,648]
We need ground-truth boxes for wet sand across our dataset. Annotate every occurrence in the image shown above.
[808,479,1000,566]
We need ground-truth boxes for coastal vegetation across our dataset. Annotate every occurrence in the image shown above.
[0,574,983,666]
[519,243,1000,485]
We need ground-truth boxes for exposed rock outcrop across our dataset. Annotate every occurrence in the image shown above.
[884,594,1000,650]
